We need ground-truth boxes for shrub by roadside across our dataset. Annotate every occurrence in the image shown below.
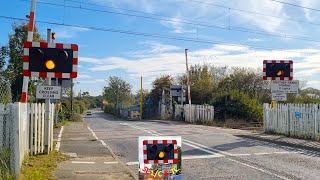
[69,113,83,122]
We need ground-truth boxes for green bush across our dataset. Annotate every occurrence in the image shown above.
[58,111,65,122]
[69,113,83,122]
[214,91,263,122]
[73,104,81,114]
[104,103,117,116]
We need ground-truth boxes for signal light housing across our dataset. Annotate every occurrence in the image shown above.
[143,140,178,164]
[263,60,293,80]
[23,41,78,78]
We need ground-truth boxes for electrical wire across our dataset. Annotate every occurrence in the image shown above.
[18,0,320,44]
[270,0,320,12]
[0,14,317,55]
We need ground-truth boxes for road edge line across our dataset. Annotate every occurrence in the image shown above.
[86,125,139,180]
[55,126,64,151]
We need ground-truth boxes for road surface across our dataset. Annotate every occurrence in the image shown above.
[83,110,320,180]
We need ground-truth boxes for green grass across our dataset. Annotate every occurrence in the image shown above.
[54,120,68,128]
[20,151,70,180]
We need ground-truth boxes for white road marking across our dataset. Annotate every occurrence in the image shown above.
[274,151,300,154]
[71,161,95,164]
[120,123,297,158]
[183,141,225,157]
[120,122,300,179]
[226,158,291,180]
[125,154,224,166]
[100,139,107,147]
[183,139,233,156]
[230,153,251,156]
[87,126,99,140]
[182,154,224,160]
[104,161,119,164]
[254,152,273,155]
[126,161,139,166]
[55,126,64,151]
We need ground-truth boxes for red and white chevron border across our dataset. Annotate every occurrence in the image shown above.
[143,140,178,164]
[22,41,78,78]
[263,60,293,80]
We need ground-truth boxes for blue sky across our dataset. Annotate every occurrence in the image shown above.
[2,0,320,96]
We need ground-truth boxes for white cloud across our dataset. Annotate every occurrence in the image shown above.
[247,38,263,42]
[80,41,320,90]
[299,0,320,22]
[133,41,180,56]
[92,0,156,13]
[307,80,320,89]
[54,27,89,39]
[78,74,92,79]
[160,17,196,34]
[232,0,287,33]
[78,79,106,84]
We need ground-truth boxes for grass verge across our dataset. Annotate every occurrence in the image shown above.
[54,120,68,128]
[20,151,70,180]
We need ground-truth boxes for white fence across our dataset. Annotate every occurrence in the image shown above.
[175,104,214,123]
[264,103,320,138]
[0,102,55,176]
[28,103,54,155]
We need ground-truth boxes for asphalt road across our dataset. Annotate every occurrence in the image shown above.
[84,110,320,180]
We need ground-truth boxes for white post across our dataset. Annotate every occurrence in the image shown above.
[44,29,52,154]
[12,103,21,175]
[30,103,34,154]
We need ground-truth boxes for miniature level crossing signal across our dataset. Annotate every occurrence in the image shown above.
[23,41,78,78]
[143,140,178,164]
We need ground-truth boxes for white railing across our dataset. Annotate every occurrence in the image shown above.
[264,103,320,138]
[175,104,214,123]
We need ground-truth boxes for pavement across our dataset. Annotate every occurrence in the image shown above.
[54,110,320,180]
[53,121,137,180]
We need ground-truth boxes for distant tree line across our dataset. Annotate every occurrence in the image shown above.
[101,62,320,122]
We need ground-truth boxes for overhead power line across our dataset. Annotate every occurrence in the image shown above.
[184,0,320,26]
[0,14,317,55]
[19,0,320,44]
[270,0,320,12]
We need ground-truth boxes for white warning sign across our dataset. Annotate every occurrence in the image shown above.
[36,85,62,100]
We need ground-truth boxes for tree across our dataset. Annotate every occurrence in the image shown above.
[103,76,133,108]
[150,75,173,103]
[0,46,8,72]
[81,91,90,98]
[2,22,43,102]
[134,89,149,105]
[189,64,214,104]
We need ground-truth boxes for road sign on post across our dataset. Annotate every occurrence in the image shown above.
[271,80,299,93]
[170,85,184,97]
[36,85,62,100]
[272,93,287,101]
[51,78,72,88]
